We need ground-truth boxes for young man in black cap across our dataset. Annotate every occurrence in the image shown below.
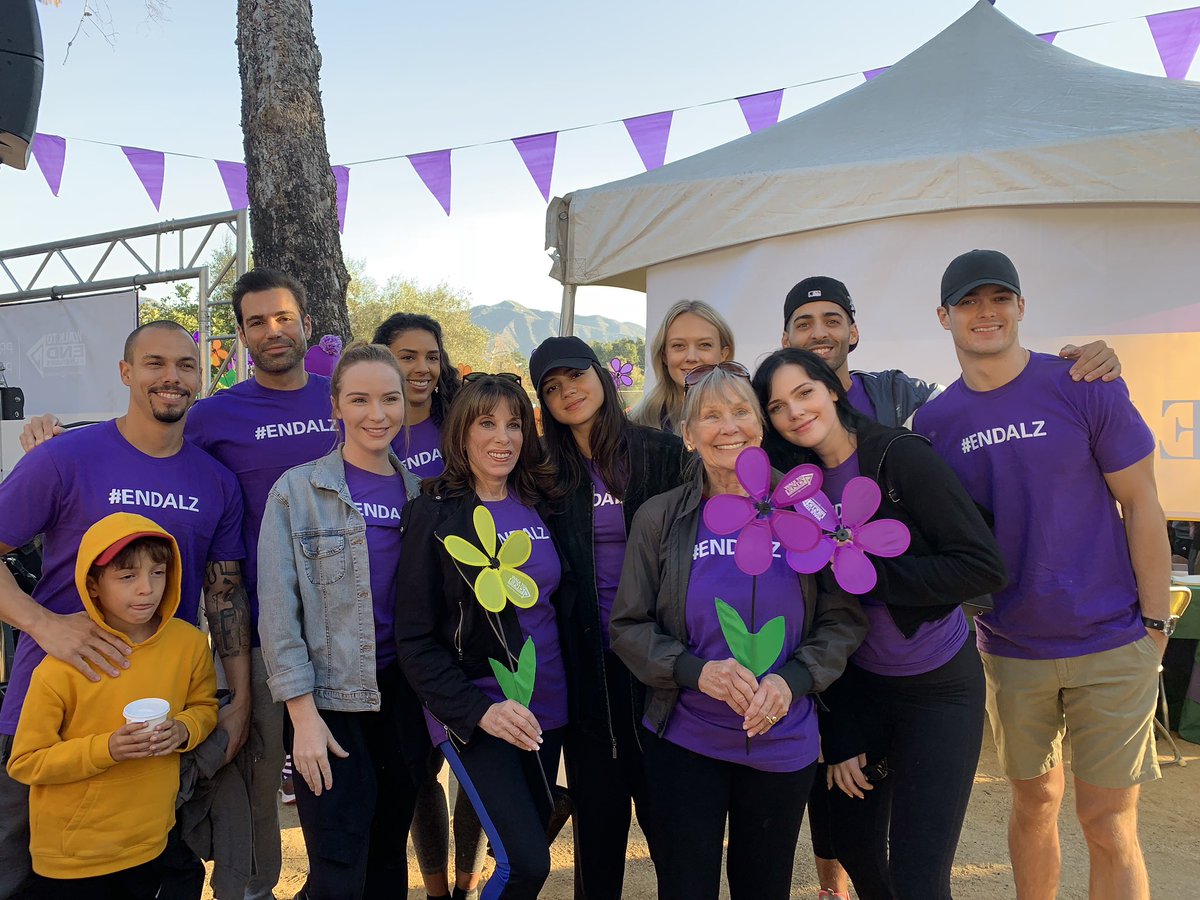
[780,275,1121,426]
[914,248,1168,900]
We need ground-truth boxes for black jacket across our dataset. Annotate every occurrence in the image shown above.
[854,369,941,427]
[545,426,688,745]
[801,422,1008,764]
[394,490,575,745]
[769,421,1006,636]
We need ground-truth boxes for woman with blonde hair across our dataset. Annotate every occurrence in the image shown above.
[629,299,735,433]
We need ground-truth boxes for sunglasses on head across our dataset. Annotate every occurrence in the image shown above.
[463,372,523,385]
[682,361,751,393]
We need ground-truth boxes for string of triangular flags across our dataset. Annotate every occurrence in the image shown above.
[26,5,1200,226]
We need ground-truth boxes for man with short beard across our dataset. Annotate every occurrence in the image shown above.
[0,321,248,900]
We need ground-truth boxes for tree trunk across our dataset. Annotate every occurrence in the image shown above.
[236,0,351,341]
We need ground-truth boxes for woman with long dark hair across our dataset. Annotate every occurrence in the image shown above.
[395,375,570,900]
[611,363,866,900]
[372,312,483,900]
[373,312,461,479]
[752,348,1007,900]
[530,336,686,898]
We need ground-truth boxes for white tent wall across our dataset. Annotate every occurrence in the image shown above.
[644,202,1200,516]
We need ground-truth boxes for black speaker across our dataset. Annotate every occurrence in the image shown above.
[0,387,24,420]
[0,0,44,170]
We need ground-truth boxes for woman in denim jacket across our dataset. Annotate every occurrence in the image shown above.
[258,342,428,900]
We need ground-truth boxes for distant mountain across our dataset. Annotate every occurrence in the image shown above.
[470,300,644,360]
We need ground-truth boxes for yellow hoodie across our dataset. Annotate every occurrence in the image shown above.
[6,512,218,879]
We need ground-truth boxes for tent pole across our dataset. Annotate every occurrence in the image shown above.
[558,283,577,336]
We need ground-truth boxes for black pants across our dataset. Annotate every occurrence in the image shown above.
[26,852,164,900]
[289,668,422,900]
[441,727,565,900]
[563,654,652,900]
[156,821,206,900]
[642,729,816,900]
[806,763,837,860]
[826,640,985,900]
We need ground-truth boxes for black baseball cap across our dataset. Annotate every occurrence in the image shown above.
[941,250,1021,307]
[783,276,856,326]
[529,336,600,389]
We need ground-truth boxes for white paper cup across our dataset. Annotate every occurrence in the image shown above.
[123,698,170,728]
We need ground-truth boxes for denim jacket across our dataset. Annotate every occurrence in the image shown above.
[257,447,422,712]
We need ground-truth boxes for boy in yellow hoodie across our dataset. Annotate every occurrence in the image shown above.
[7,512,218,899]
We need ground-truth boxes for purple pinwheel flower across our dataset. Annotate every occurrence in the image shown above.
[703,446,824,576]
[609,357,634,387]
[787,476,911,594]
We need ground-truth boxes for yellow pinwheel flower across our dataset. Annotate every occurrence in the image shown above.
[443,506,539,612]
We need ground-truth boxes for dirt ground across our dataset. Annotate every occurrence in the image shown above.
[204,730,1200,899]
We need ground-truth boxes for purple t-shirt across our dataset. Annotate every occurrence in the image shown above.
[913,352,1154,660]
[0,420,244,734]
[185,375,338,629]
[588,462,626,651]
[822,454,968,676]
[656,509,819,773]
[393,417,444,479]
[473,497,567,730]
[344,462,406,670]
[846,375,877,420]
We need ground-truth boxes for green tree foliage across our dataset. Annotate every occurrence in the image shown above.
[345,260,494,371]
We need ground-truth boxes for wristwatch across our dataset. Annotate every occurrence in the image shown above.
[1142,615,1178,638]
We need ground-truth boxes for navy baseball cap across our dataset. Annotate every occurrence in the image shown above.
[783,276,856,325]
[941,250,1021,307]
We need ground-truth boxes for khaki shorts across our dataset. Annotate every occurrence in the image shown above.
[980,635,1161,788]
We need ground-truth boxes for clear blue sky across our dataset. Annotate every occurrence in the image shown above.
[1,0,1192,326]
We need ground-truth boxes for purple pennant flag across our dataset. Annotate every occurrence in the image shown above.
[736,89,784,133]
[216,160,249,211]
[1037,31,1058,45]
[623,111,673,171]
[122,146,165,210]
[31,133,66,196]
[863,66,890,81]
[408,150,452,215]
[1148,8,1200,80]
[332,165,350,232]
[512,132,557,202]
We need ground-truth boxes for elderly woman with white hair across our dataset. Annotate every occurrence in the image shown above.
[610,362,866,900]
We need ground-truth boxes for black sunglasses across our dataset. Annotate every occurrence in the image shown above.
[463,372,523,385]
[682,361,751,393]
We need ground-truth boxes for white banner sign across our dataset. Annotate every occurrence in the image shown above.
[0,290,137,416]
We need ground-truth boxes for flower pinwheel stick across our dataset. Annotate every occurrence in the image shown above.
[788,476,911,594]
[703,447,826,750]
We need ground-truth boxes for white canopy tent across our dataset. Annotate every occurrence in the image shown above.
[546,0,1200,516]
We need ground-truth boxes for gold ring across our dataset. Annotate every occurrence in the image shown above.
[765,714,778,725]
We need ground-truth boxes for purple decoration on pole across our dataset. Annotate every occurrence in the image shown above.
[122,146,165,210]
[608,357,633,387]
[1037,31,1058,45]
[216,160,249,211]
[863,67,890,81]
[788,476,911,595]
[304,334,343,377]
[512,132,558,202]
[408,150,452,215]
[623,111,673,171]
[736,89,784,134]
[332,165,350,233]
[1148,8,1200,80]
[703,447,823,577]
[31,133,66,197]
